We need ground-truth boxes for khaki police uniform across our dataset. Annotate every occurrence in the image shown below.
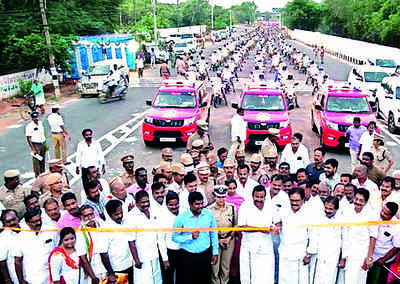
[0,184,30,217]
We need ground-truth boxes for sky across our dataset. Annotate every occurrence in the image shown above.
[157,0,292,12]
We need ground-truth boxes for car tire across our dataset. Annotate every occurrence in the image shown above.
[388,113,399,134]
[144,140,153,147]
[319,128,326,149]
[375,100,382,119]
[311,111,317,133]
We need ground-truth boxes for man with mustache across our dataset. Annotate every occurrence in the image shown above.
[179,173,207,213]
[102,199,133,283]
[83,181,107,221]
[127,190,166,284]
[367,202,400,284]
[306,147,325,183]
[13,208,58,284]
[261,147,279,179]
[236,164,259,203]
[352,164,379,193]
[173,191,219,284]
[0,209,21,284]
[0,169,30,218]
[369,176,399,213]
[118,154,135,188]
[279,187,312,284]
[238,185,277,284]
[216,158,236,185]
[43,198,66,227]
[149,182,167,216]
[76,128,106,188]
[170,163,186,195]
[360,152,386,186]
[57,192,82,228]
[207,152,223,181]
[76,204,114,283]
[309,196,343,284]
[339,188,377,284]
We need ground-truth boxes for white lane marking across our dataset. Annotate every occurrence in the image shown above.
[23,112,146,187]
[377,121,400,145]
[7,124,23,129]
[386,141,397,147]
[124,137,138,143]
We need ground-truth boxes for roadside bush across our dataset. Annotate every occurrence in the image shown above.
[14,79,33,98]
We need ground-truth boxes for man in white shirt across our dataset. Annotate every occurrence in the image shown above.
[0,209,20,284]
[238,185,277,284]
[231,108,246,143]
[108,178,135,217]
[367,202,400,284]
[149,182,167,217]
[127,190,166,284]
[25,111,47,177]
[101,200,133,283]
[309,196,343,284]
[267,174,290,283]
[318,158,340,193]
[280,134,310,175]
[236,164,259,203]
[42,197,66,227]
[339,188,377,284]
[159,191,180,284]
[352,164,379,193]
[13,208,58,284]
[76,128,106,187]
[279,187,312,284]
[357,121,377,160]
[47,105,71,164]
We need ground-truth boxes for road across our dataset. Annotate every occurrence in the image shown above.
[1,39,399,198]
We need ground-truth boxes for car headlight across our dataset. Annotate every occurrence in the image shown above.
[280,120,289,128]
[326,121,338,130]
[144,116,153,124]
[184,117,195,125]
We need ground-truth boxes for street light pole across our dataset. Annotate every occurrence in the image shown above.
[151,0,158,44]
[39,0,60,96]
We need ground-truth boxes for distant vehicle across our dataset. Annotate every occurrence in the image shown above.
[375,76,400,133]
[347,65,390,105]
[231,81,293,147]
[311,85,377,148]
[76,59,129,97]
[366,57,398,73]
[143,44,169,63]
[142,80,212,145]
[174,41,191,56]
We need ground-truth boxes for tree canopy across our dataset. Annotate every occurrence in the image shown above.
[0,0,257,75]
[283,0,400,47]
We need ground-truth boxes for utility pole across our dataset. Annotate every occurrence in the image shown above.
[229,9,232,31]
[176,0,179,28]
[39,0,60,96]
[151,0,158,44]
[210,0,214,30]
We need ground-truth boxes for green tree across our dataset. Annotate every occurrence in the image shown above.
[283,0,322,31]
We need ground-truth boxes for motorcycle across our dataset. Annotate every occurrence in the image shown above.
[282,81,299,109]
[98,79,128,103]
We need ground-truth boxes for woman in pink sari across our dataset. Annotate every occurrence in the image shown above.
[224,179,244,282]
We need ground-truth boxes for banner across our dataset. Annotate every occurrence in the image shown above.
[0,69,52,100]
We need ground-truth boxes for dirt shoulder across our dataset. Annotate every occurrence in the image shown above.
[0,84,80,132]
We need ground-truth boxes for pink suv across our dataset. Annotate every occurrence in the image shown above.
[311,86,377,148]
[232,82,293,147]
[142,80,211,145]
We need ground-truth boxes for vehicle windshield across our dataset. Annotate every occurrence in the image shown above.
[181,34,193,39]
[153,91,196,108]
[175,43,187,47]
[363,71,389,82]
[326,96,370,113]
[87,65,110,76]
[376,59,397,68]
[241,94,285,111]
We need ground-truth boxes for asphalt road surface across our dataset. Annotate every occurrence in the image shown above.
[1,39,399,199]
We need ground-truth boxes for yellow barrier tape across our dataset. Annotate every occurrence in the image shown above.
[1,219,399,233]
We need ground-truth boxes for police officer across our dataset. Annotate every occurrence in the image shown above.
[186,120,213,152]
[39,173,69,206]
[207,152,223,180]
[161,148,174,163]
[260,128,279,158]
[196,162,216,206]
[119,154,135,188]
[31,159,69,195]
[209,185,237,284]
[0,170,30,217]
[249,153,264,183]
[25,111,47,177]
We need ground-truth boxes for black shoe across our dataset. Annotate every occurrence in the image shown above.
[296,104,300,108]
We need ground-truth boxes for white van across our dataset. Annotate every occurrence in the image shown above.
[76,59,129,97]
[375,76,400,133]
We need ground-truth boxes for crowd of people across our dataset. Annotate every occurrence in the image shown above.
[1,26,400,284]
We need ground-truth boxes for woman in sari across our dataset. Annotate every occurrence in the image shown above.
[49,227,83,284]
